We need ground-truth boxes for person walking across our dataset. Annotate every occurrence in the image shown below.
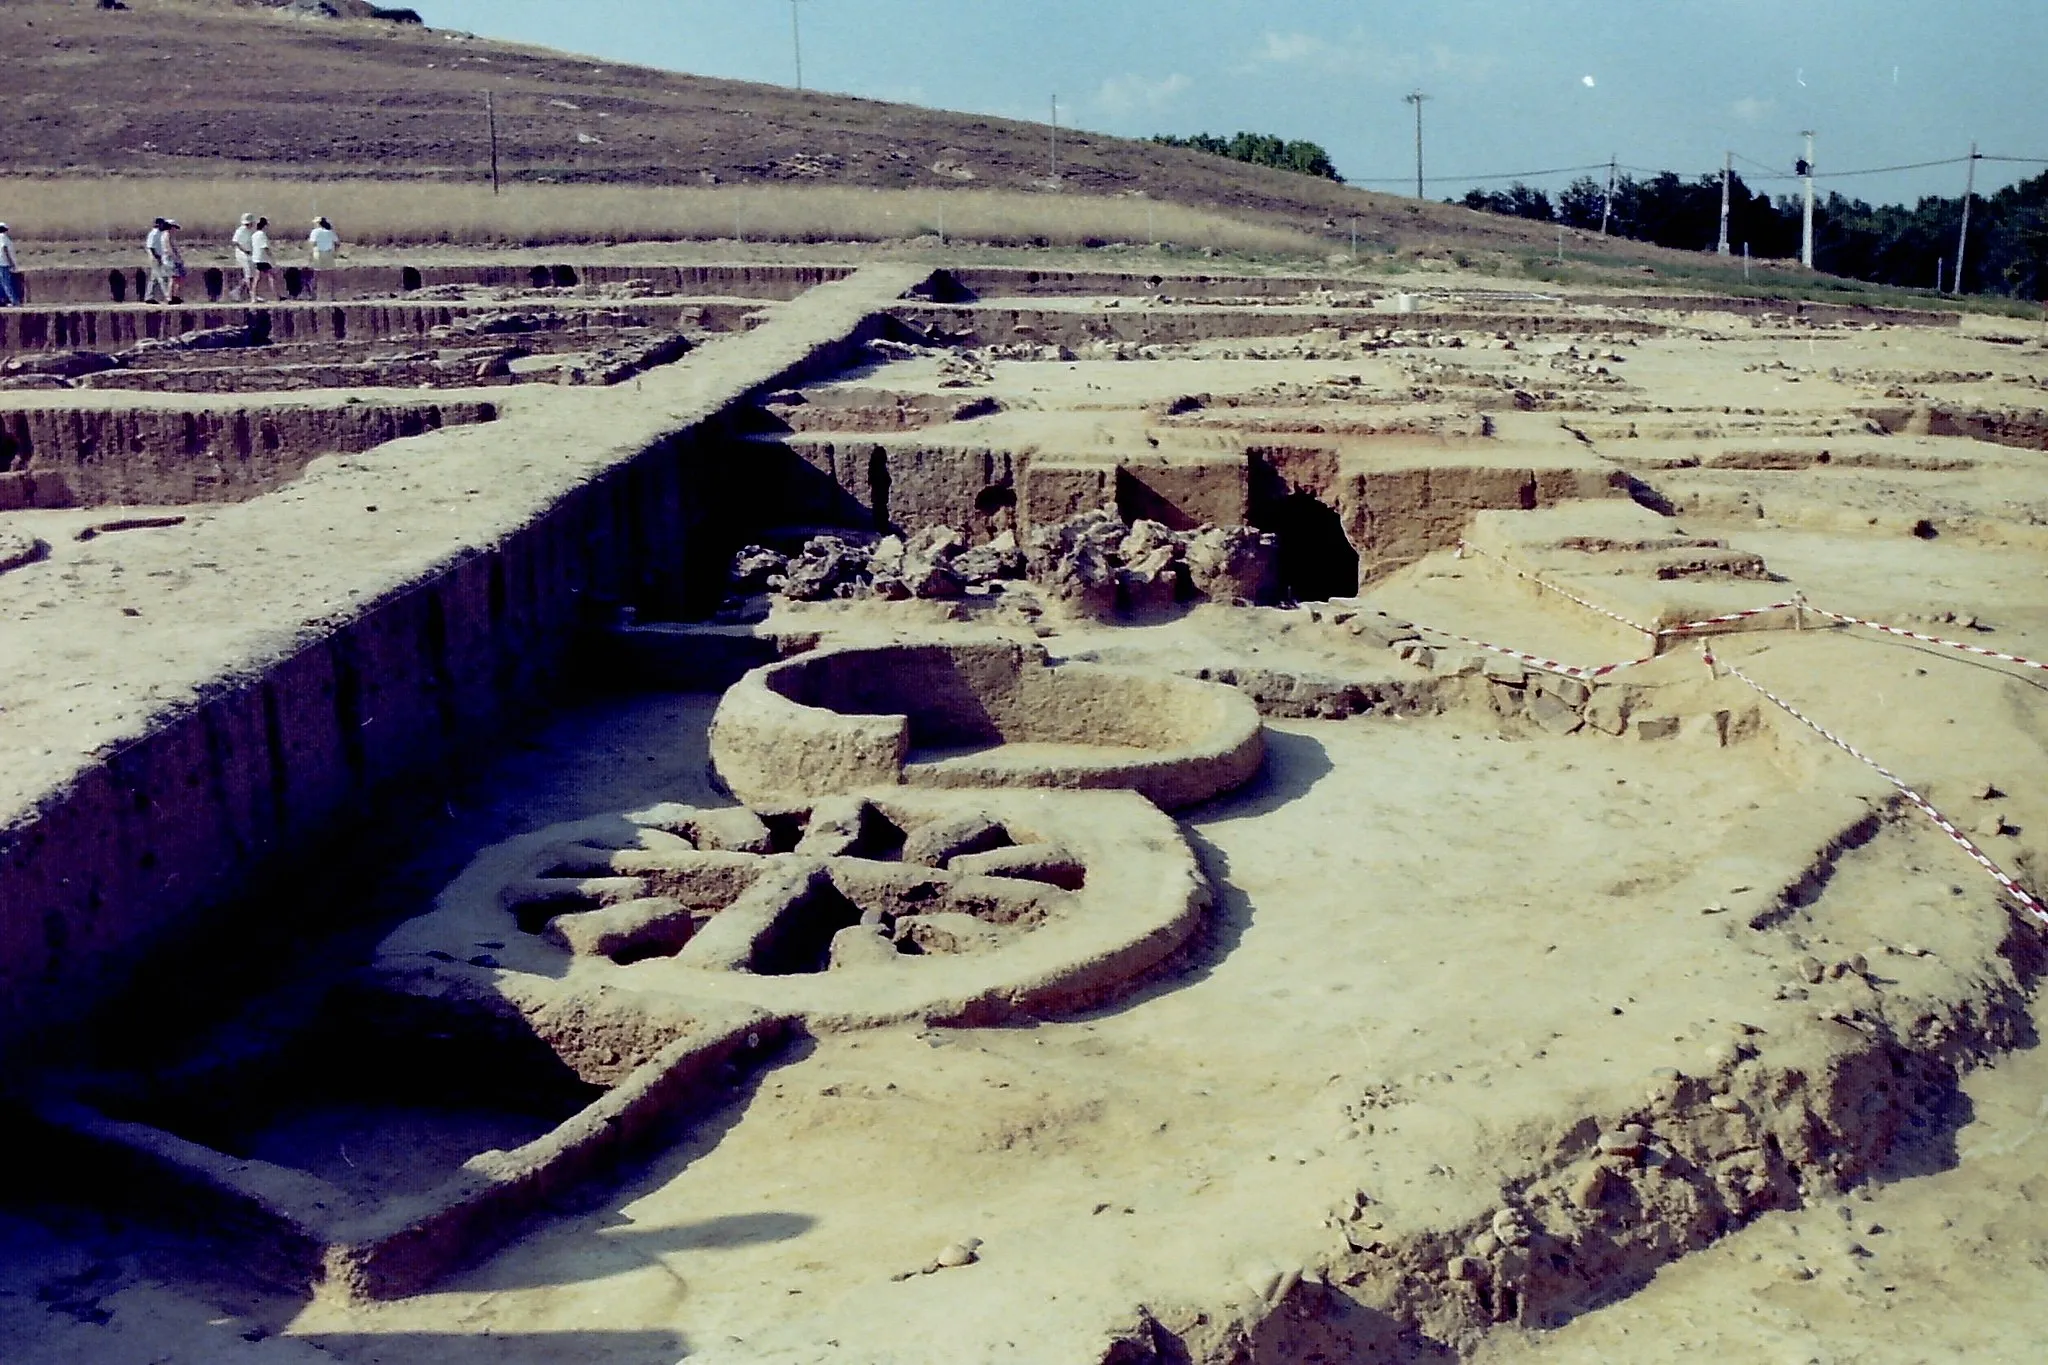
[305,216,340,300]
[161,219,187,305]
[143,217,174,304]
[247,216,275,302]
[0,223,20,308]
[230,212,256,301]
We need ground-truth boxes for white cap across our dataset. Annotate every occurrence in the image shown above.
[240,213,256,226]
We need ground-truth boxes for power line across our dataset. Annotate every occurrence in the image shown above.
[1351,162,1609,186]
[1352,150,2046,192]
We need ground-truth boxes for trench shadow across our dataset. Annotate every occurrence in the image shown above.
[299,1329,689,1364]
[430,1035,824,1296]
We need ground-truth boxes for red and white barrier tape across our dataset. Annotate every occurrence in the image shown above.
[1657,601,1803,636]
[1415,623,1658,681]
[1704,645,2048,929]
[1812,608,2048,673]
[1457,541,1658,637]
[1455,545,2048,675]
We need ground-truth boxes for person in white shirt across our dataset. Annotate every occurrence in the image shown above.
[305,217,340,300]
[247,216,275,302]
[0,224,20,308]
[143,217,172,304]
[160,219,187,305]
[230,213,256,301]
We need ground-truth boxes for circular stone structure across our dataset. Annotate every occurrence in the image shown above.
[706,638,1264,813]
[374,787,1211,1033]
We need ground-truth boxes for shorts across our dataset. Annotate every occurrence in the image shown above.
[311,250,337,271]
[255,261,273,273]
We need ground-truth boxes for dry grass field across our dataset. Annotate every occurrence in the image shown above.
[0,176,1330,255]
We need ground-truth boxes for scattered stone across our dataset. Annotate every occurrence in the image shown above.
[1571,1164,1613,1209]
[1181,523,1280,604]
[1597,1123,1647,1157]
[1490,1207,1534,1246]
[935,1239,982,1269]
[1528,690,1585,735]
[1482,657,1527,686]
[1633,715,1681,742]
[1585,688,1633,736]
[1798,955,1826,984]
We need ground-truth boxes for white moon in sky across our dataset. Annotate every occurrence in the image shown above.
[1582,75,1596,87]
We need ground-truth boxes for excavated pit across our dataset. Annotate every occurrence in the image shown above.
[3,259,2047,1364]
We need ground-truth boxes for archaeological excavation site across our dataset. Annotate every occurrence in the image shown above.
[5,247,2048,1365]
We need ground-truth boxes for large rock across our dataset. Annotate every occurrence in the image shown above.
[1183,525,1280,604]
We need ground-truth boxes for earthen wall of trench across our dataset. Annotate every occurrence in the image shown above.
[7,263,854,308]
[0,300,756,355]
[0,276,907,1065]
[0,400,498,508]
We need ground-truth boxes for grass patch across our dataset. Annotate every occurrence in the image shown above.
[0,176,1330,258]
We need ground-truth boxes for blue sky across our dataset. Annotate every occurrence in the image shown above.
[421,1,2048,203]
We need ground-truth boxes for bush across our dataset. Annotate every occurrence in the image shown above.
[1152,132,1342,182]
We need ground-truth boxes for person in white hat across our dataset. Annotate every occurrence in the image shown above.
[230,213,256,301]
[305,216,341,300]
[0,223,20,308]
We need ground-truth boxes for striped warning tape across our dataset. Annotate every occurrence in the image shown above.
[1414,623,1658,681]
[1457,541,1658,636]
[1704,645,2048,929]
[1453,546,2048,675]
[1812,608,2048,673]
[1657,602,1803,636]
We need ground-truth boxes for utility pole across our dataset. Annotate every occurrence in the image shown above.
[1404,91,1430,199]
[1798,131,1816,269]
[1599,155,1616,236]
[485,90,500,195]
[1050,95,1059,182]
[1717,151,1732,256]
[790,0,803,91]
[1954,142,1979,294]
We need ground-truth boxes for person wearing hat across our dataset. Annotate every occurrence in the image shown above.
[305,216,341,300]
[0,222,20,308]
[230,212,256,301]
[142,217,181,304]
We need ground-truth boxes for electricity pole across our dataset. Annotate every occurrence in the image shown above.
[1404,91,1430,198]
[1798,131,1816,269]
[1717,151,1732,256]
[1050,95,1059,182]
[790,0,803,91]
[1599,155,1616,236]
[485,90,500,195]
[1954,142,1979,294]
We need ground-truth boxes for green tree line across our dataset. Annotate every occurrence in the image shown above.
[1152,131,1342,182]
[1462,167,2048,298]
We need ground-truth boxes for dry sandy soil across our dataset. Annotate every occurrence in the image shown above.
[2,252,2048,1365]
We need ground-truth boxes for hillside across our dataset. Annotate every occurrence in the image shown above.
[2,0,1604,261]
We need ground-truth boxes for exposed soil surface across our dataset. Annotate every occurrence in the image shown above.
[2,255,2047,1363]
